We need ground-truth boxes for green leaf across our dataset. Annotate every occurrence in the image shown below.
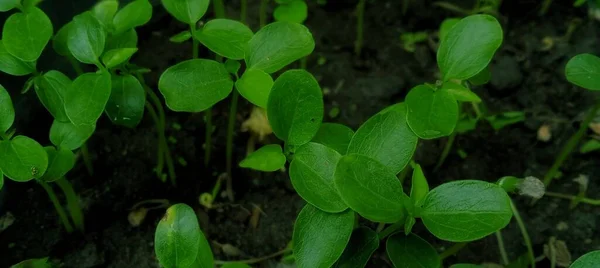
[0,0,19,12]
[49,120,95,150]
[565,53,600,91]
[347,103,418,174]
[0,40,36,76]
[155,203,214,268]
[224,59,241,75]
[102,48,138,69]
[239,144,286,172]
[35,71,72,122]
[485,111,525,130]
[334,154,406,223]
[571,250,600,268]
[65,72,112,126]
[21,0,42,11]
[456,116,478,134]
[53,22,73,57]
[159,59,233,112]
[406,85,459,139]
[410,163,429,207]
[0,84,15,133]
[421,180,512,242]
[194,19,254,60]
[169,30,192,43]
[105,29,138,50]
[437,15,502,81]
[41,146,75,182]
[10,257,51,268]
[161,0,210,24]
[404,216,416,234]
[439,18,460,41]
[113,0,153,34]
[246,22,315,73]
[441,82,481,103]
[68,12,106,65]
[0,136,48,182]
[2,8,53,62]
[580,139,600,154]
[574,0,587,6]
[333,227,379,268]
[386,233,441,268]
[293,204,354,268]
[220,264,252,268]
[468,66,491,86]
[311,123,354,155]
[290,142,347,212]
[267,69,323,145]
[235,68,273,108]
[105,74,145,128]
[92,0,119,29]
[274,0,308,24]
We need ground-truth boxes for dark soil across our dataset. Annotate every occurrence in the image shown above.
[1,0,600,267]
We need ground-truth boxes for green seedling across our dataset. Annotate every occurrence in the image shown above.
[571,250,600,267]
[355,0,367,56]
[10,257,51,268]
[400,31,428,52]
[274,0,308,24]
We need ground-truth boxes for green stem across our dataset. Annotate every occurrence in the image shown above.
[192,32,199,59]
[439,242,467,260]
[215,248,292,265]
[225,90,239,202]
[398,161,413,184]
[145,101,165,181]
[80,144,94,175]
[432,2,471,15]
[68,57,84,76]
[545,191,600,205]
[510,200,535,268]
[38,180,74,233]
[300,57,308,69]
[543,103,600,186]
[378,221,404,240]
[433,133,456,172]
[204,108,213,167]
[355,0,366,56]
[259,0,270,28]
[241,0,248,24]
[55,177,84,232]
[540,0,552,15]
[495,231,509,265]
[213,0,226,18]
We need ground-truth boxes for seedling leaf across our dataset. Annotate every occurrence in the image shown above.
[485,111,525,130]
[53,22,73,57]
[49,120,95,150]
[333,227,379,268]
[34,70,72,122]
[571,250,600,268]
[386,233,441,268]
[65,72,112,126]
[0,136,48,182]
[161,0,210,24]
[224,59,241,75]
[293,204,354,268]
[565,53,600,91]
[274,0,308,24]
[235,68,273,108]
[441,81,482,103]
[410,163,429,207]
[239,144,286,172]
[0,0,19,12]
[194,19,253,60]
[0,40,36,76]
[105,74,145,128]
[113,0,153,34]
[2,8,53,62]
[0,84,15,133]
[311,123,354,155]
[41,146,75,182]
[404,216,416,234]
[92,0,119,29]
[290,142,347,212]
[102,48,138,69]
[170,30,192,43]
[421,180,512,242]
[68,12,106,65]
[9,257,51,268]
[406,84,458,139]
[469,66,491,86]
[439,18,460,41]
[580,139,600,154]
[106,29,138,50]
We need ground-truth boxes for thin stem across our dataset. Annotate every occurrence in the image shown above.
[192,33,199,59]
[471,102,483,119]
[55,177,85,232]
[439,242,467,260]
[355,0,366,56]
[241,0,248,24]
[213,0,226,18]
[540,0,552,15]
[204,108,213,167]
[80,144,94,175]
[300,57,307,69]
[215,248,292,265]
[131,199,170,210]
[495,231,509,265]
[68,57,84,76]
[38,180,74,233]
[433,133,456,172]
[225,90,239,202]
[379,221,404,240]
[510,200,535,268]
[376,223,386,233]
[543,103,600,186]
[145,102,165,180]
[432,2,471,15]
[544,191,600,205]
[259,0,270,28]
[398,161,413,184]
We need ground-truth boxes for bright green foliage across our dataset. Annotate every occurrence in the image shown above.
[92,0,119,28]
[105,74,145,128]
[485,111,525,130]
[239,144,286,172]
[420,180,512,242]
[2,7,53,62]
[21,0,42,11]
[102,48,138,69]
[580,139,600,153]
[0,136,48,182]
[68,12,106,65]
[65,72,112,126]
[105,29,138,50]
[53,22,73,57]
[437,15,502,81]
[290,142,347,213]
[386,233,441,268]
[469,67,491,86]
[439,18,459,41]
[235,68,273,108]
[10,257,51,268]
[112,0,152,34]
[41,146,75,182]
[224,59,241,75]
[194,19,254,60]
[246,22,315,74]
[220,263,252,268]
[442,82,481,103]
[267,70,323,145]
[0,0,19,12]
[274,0,308,24]
[565,53,600,90]
[155,204,213,268]
[0,84,15,133]
[410,163,429,207]
[334,154,406,223]
[311,123,354,155]
[406,85,458,139]
[34,70,71,122]
[161,0,210,25]
[347,103,417,174]
[293,205,354,268]
[334,227,379,268]
[571,250,600,268]
[0,40,36,76]
[170,30,192,43]
[158,59,233,112]
[49,121,95,150]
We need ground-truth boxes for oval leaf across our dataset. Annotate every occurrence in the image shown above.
[49,120,95,150]
[106,29,138,50]
[347,103,417,174]
[0,0,19,12]
[235,68,273,108]
[239,144,286,172]
[571,250,600,268]
[334,154,406,223]
[406,85,459,139]
[0,84,15,133]
[92,0,119,28]
[386,233,441,268]
[290,142,347,213]
[334,227,379,268]
[267,69,323,145]
[53,22,73,57]
[421,180,512,242]
[246,22,315,73]
[274,0,308,24]
[293,204,354,268]
[10,258,51,268]
[439,18,460,42]
[105,74,145,128]
[437,15,502,81]
[68,12,106,65]
[102,48,138,69]
[159,59,233,112]
[468,66,491,86]
[65,72,112,126]
[194,19,253,60]
[34,70,71,122]
[113,0,152,34]
[410,163,429,207]
[170,30,192,43]
[41,146,75,182]
[161,0,210,24]
[0,40,35,76]
[441,82,482,103]
[2,8,53,62]
[311,123,354,155]
[224,59,241,75]
[0,136,48,182]
[565,53,600,91]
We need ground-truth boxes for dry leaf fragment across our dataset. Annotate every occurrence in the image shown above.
[241,107,272,142]
[537,124,552,142]
[128,207,148,227]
